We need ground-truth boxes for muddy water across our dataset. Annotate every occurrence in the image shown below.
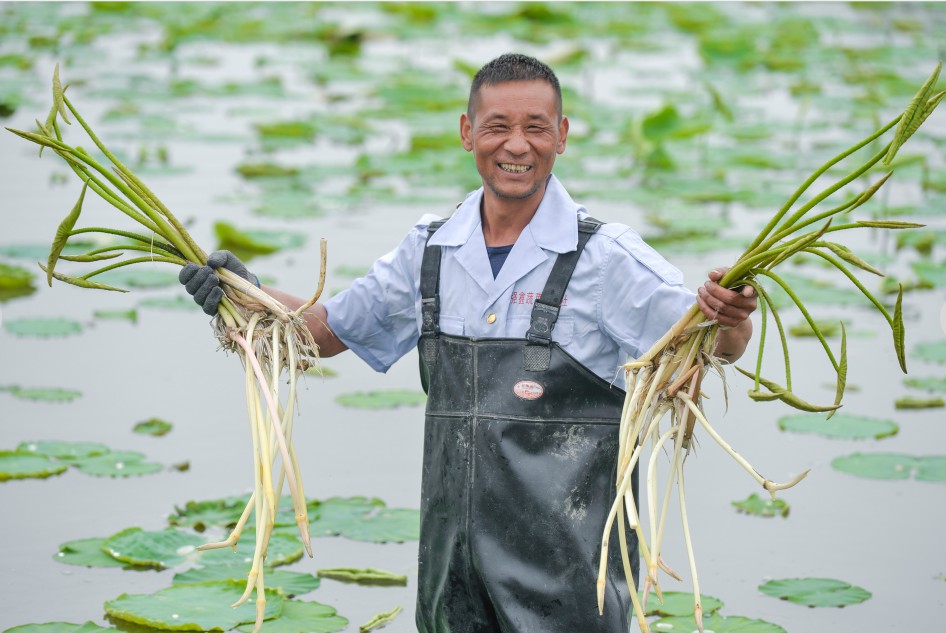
[2,3,946,633]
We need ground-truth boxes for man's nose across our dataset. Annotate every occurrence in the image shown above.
[503,127,529,154]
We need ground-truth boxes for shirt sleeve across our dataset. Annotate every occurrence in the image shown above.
[323,215,440,373]
[598,227,697,360]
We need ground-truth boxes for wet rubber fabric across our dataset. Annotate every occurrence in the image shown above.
[416,218,637,633]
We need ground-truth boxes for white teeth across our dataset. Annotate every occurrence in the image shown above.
[500,163,530,173]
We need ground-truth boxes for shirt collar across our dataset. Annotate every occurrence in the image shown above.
[429,174,584,254]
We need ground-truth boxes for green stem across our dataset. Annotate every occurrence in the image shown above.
[742,114,900,255]
[69,227,182,256]
[755,269,838,372]
[80,255,186,279]
[802,247,893,325]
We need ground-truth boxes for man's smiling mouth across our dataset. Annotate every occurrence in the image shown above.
[499,163,531,173]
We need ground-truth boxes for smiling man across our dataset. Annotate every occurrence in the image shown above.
[181,53,757,632]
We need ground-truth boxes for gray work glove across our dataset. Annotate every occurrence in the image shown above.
[179,250,258,316]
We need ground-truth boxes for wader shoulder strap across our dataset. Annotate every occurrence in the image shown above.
[419,219,448,388]
[524,217,603,371]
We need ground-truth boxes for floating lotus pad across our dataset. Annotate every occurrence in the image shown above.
[776,413,898,440]
[93,308,138,322]
[3,317,83,337]
[637,590,723,617]
[105,580,283,631]
[54,537,127,568]
[133,417,173,436]
[168,494,319,531]
[1,623,115,633]
[731,493,790,518]
[198,531,304,568]
[831,453,946,482]
[214,221,306,256]
[0,450,68,481]
[96,268,181,289]
[16,440,109,461]
[316,567,407,586]
[758,577,872,607]
[0,385,81,402]
[235,600,347,633]
[102,527,205,569]
[138,295,202,311]
[652,614,786,632]
[309,497,420,543]
[0,262,35,289]
[71,450,163,477]
[173,564,320,597]
[913,340,946,363]
[904,376,946,392]
[334,389,427,409]
[894,396,945,409]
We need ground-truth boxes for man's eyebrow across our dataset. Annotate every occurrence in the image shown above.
[480,113,554,123]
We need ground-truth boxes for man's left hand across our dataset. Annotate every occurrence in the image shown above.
[696,267,757,329]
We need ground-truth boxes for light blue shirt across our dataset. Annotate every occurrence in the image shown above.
[325,175,696,387]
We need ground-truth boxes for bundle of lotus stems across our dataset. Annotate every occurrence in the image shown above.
[7,66,329,633]
[599,63,942,632]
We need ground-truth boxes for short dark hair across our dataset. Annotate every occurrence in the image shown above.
[467,53,562,121]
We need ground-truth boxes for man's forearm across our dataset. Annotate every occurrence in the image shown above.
[714,318,752,363]
[261,286,349,357]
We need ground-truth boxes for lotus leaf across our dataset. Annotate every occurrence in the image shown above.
[0,450,67,481]
[138,296,202,311]
[0,262,34,289]
[214,221,306,256]
[93,309,138,322]
[894,396,945,409]
[199,531,303,567]
[235,600,347,633]
[0,385,82,402]
[71,450,162,477]
[316,567,408,586]
[831,453,946,482]
[636,590,723,616]
[105,580,283,631]
[1,623,115,633]
[174,564,320,597]
[168,494,255,530]
[254,185,321,219]
[758,577,871,607]
[731,493,790,518]
[54,537,126,568]
[913,340,946,363]
[335,389,427,409]
[776,413,898,440]
[16,440,109,461]
[904,376,946,392]
[133,417,173,436]
[310,497,420,543]
[359,606,402,633]
[4,317,82,337]
[97,268,180,289]
[652,613,786,632]
[912,259,946,287]
[235,163,300,180]
[102,527,205,569]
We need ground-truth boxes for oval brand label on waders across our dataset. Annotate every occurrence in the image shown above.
[513,380,544,400]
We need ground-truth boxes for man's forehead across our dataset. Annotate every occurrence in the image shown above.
[473,81,559,117]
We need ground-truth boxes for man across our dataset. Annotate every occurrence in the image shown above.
[182,53,756,632]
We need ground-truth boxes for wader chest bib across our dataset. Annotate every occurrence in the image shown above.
[416,218,638,633]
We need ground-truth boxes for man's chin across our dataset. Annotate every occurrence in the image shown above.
[486,181,542,201]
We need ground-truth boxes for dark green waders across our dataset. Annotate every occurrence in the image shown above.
[415,219,638,633]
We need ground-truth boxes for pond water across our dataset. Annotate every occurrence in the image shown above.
[2,3,946,633]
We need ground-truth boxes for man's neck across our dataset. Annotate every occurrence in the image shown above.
[480,186,546,247]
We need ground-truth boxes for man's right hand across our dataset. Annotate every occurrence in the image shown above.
[179,250,258,316]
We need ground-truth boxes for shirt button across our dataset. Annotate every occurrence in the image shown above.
[486,313,497,324]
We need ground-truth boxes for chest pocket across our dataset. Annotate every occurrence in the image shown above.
[509,314,574,346]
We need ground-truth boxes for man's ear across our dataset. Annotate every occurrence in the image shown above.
[557,116,569,154]
[460,112,473,152]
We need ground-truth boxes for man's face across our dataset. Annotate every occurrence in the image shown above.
[460,80,568,206]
